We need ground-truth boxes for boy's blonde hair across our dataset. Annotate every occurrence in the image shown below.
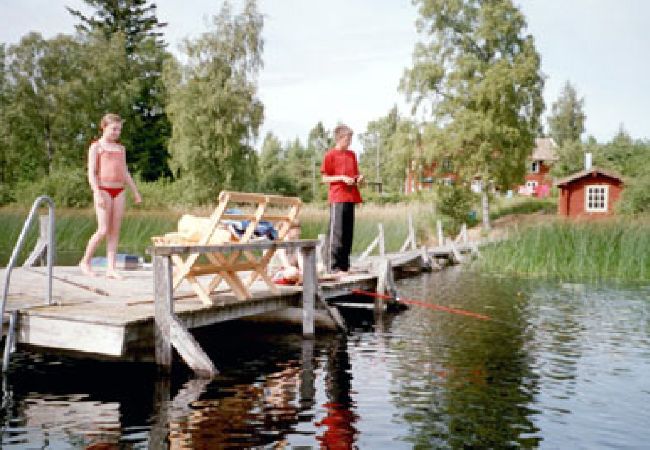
[100,113,122,131]
[334,124,353,140]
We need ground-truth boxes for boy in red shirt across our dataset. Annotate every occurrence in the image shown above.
[321,124,364,275]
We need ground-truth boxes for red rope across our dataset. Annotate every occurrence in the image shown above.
[350,289,492,321]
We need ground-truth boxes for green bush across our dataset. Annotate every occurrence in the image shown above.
[0,183,15,206]
[13,168,92,208]
[361,190,407,205]
[617,175,650,214]
[436,185,476,234]
[489,196,556,220]
[133,177,197,209]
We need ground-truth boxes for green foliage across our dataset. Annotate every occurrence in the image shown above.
[617,175,650,215]
[359,106,421,194]
[67,0,167,52]
[163,0,263,204]
[0,209,179,266]
[548,81,585,146]
[401,0,545,227]
[476,220,650,281]
[134,177,196,209]
[12,167,92,208]
[361,190,409,205]
[258,132,294,195]
[68,1,172,181]
[550,139,585,178]
[436,185,476,234]
[489,196,556,219]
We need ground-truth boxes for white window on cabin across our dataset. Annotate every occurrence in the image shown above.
[530,161,540,173]
[526,180,538,190]
[585,185,608,212]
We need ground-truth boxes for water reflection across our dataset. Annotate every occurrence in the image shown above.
[315,336,358,449]
[388,268,542,448]
[1,272,650,448]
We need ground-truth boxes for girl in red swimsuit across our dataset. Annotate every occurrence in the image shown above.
[79,113,142,279]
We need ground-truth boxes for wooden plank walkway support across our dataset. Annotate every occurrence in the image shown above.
[374,257,397,314]
[400,213,417,252]
[358,223,385,261]
[301,246,316,338]
[23,215,56,267]
[153,254,217,378]
[151,238,320,376]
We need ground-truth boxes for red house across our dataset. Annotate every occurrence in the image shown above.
[404,159,457,194]
[519,138,558,197]
[555,167,624,218]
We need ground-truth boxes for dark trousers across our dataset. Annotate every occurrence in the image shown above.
[328,202,355,272]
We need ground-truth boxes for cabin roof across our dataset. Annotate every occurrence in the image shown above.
[530,137,559,161]
[555,167,624,187]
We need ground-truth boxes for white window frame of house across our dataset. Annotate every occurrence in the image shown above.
[526,180,538,189]
[585,185,609,212]
[530,161,540,173]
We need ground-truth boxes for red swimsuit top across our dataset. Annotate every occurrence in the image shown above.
[95,142,126,185]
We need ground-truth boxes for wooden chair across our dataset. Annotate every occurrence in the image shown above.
[152,191,302,305]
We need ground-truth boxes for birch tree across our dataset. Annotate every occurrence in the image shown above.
[402,0,545,229]
[163,0,263,203]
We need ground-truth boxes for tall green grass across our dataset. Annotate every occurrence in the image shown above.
[476,219,650,281]
[0,208,179,266]
[1,203,439,266]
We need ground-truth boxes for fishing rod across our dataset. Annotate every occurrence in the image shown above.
[351,289,492,321]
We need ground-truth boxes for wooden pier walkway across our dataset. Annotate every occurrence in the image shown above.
[1,239,479,375]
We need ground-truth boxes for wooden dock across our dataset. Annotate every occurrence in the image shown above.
[1,238,478,375]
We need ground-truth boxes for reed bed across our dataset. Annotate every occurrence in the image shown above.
[476,218,650,281]
[1,203,439,266]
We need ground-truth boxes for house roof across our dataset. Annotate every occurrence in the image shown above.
[555,167,624,187]
[530,137,558,161]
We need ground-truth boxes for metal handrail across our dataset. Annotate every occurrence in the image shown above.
[1,196,55,371]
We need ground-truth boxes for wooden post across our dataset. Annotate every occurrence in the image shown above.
[420,245,431,271]
[408,213,416,250]
[317,233,328,272]
[378,223,385,257]
[23,215,52,267]
[437,219,444,246]
[149,377,171,450]
[154,254,174,373]
[169,315,217,377]
[301,245,316,338]
[374,258,389,315]
[300,338,315,409]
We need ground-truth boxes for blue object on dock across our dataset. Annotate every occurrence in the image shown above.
[91,254,141,269]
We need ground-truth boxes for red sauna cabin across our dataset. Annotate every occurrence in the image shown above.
[555,167,624,218]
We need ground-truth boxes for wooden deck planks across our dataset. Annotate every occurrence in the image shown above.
[1,241,478,361]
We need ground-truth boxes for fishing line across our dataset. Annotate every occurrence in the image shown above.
[351,289,492,321]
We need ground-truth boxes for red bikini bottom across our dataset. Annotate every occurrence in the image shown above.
[99,186,124,199]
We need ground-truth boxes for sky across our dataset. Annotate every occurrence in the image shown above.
[1,0,649,150]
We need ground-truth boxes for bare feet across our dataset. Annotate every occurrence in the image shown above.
[106,270,124,280]
[79,262,96,277]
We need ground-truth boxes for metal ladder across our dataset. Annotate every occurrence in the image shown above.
[1,196,56,372]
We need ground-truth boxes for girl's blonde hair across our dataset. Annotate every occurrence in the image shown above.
[100,113,122,131]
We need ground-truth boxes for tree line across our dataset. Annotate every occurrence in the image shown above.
[1,0,647,215]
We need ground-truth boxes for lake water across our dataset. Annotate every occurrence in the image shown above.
[1,267,649,448]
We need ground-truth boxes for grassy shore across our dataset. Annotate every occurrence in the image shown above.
[0,203,438,266]
[475,218,650,282]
